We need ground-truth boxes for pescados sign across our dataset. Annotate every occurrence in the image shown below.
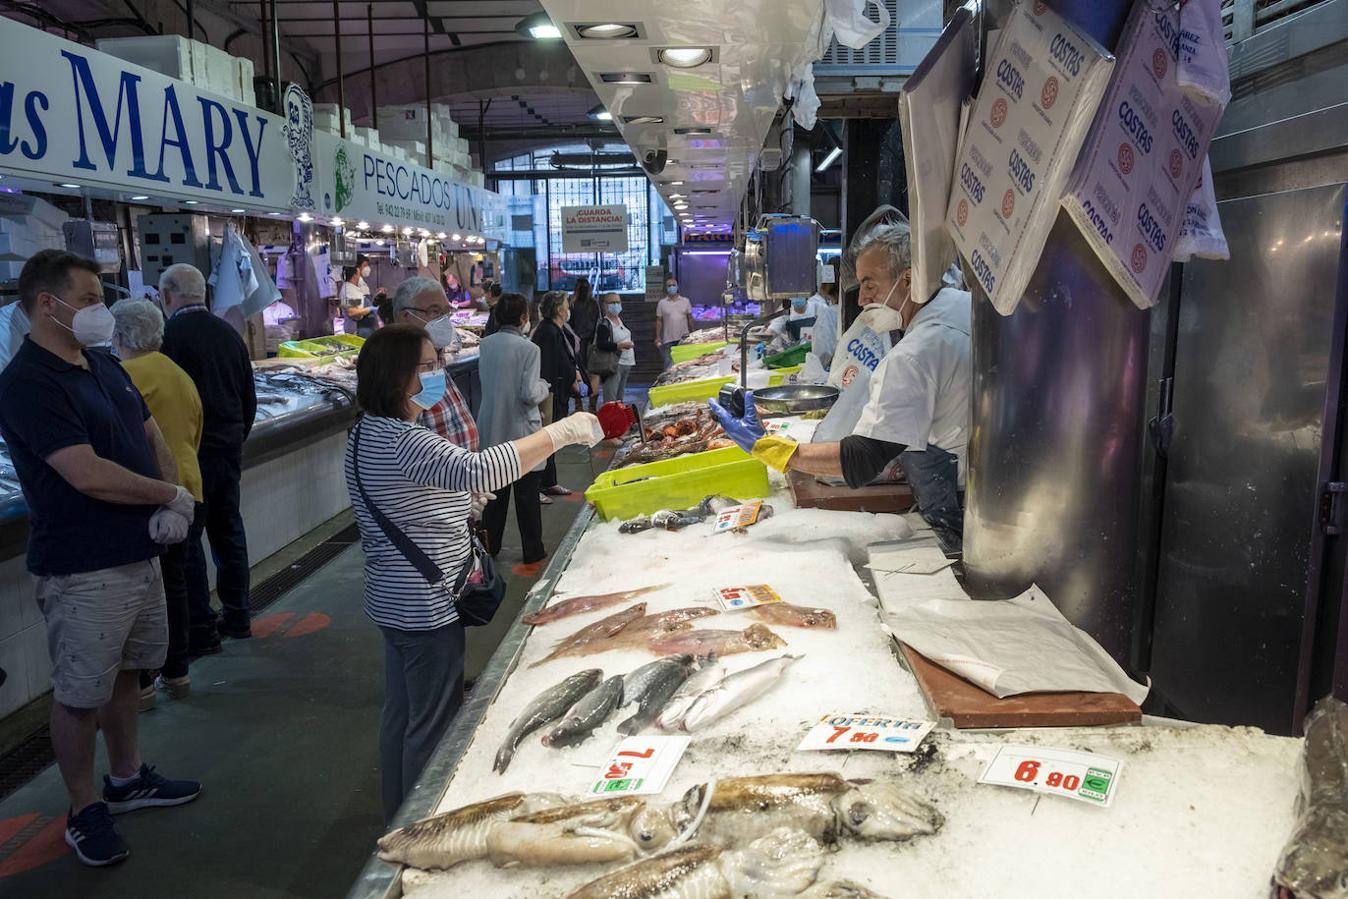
[0,17,296,209]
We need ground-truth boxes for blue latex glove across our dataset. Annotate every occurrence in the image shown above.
[708,390,765,454]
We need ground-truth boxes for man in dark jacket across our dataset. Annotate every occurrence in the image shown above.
[160,263,257,651]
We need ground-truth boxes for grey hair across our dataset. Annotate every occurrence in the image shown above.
[853,221,913,280]
[159,263,206,300]
[391,276,443,315]
[111,299,166,353]
[541,291,568,320]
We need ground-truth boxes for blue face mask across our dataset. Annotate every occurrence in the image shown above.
[410,370,446,410]
[607,303,622,314]
[791,298,808,312]
[666,285,677,295]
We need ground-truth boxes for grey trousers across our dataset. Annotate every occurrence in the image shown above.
[378,621,465,821]
[602,364,634,405]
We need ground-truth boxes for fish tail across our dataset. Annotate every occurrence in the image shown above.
[493,746,514,773]
[615,714,639,736]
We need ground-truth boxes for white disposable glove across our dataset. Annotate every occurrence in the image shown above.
[165,485,195,519]
[542,412,605,450]
[149,507,190,544]
[471,492,495,517]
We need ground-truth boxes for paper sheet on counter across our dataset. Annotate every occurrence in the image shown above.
[883,583,1150,704]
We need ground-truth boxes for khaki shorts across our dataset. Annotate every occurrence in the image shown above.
[36,559,167,709]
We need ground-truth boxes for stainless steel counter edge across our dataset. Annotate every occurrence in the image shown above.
[345,503,598,899]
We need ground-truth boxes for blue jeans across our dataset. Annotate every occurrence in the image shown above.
[898,444,963,550]
[660,341,678,369]
[185,453,251,643]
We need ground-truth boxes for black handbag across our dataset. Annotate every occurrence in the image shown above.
[351,419,507,627]
[588,320,620,377]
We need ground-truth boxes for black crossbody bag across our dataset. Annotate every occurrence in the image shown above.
[351,419,506,627]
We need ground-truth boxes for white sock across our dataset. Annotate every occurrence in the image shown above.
[108,770,141,787]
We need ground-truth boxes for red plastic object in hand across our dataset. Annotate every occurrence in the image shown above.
[597,402,637,440]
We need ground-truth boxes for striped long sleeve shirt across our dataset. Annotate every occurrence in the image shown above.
[345,414,521,630]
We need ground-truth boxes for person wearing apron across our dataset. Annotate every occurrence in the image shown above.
[710,221,971,551]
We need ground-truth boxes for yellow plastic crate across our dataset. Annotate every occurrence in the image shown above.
[670,340,731,363]
[277,334,365,359]
[586,446,771,521]
[647,366,804,408]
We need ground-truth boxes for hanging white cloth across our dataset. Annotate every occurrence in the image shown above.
[240,232,284,319]
[208,223,259,316]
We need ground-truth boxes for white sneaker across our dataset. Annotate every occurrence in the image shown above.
[155,674,191,700]
[138,685,156,712]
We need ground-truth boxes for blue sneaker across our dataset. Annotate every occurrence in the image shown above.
[103,764,201,814]
[65,802,129,867]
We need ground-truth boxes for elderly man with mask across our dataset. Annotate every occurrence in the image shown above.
[390,277,479,451]
[710,223,972,549]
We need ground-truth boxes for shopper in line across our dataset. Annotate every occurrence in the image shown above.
[476,293,550,565]
[532,292,578,501]
[567,278,602,409]
[595,293,636,405]
[346,325,602,819]
[161,263,257,650]
[0,250,200,867]
[111,300,204,707]
[655,276,694,369]
[390,277,479,451]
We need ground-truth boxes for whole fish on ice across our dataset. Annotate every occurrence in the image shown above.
[617,656,696,735]
[376,792,559,869]
[657,660,727,731]
[522,584,671,626]
[648,623,786,658]
[565,827,823,899]
[678,655,798,733]
[543,674,626,748]
[751,602,837,629]
[494,668,604,773]
[486,795,675,868]
[530,603,647,667]
[536,610,722,660]
[671,773,943,848]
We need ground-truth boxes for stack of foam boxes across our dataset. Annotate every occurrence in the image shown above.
[0,195,69,282]
[312,103,354,138]
[378,104,482,185]
[95,35,256,106]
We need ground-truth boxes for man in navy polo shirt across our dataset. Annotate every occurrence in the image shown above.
[0,250,202,867]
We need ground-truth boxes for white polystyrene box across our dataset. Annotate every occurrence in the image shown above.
[1060,2,1227,309]
[945,0,1114,316]
[95,36,193,80]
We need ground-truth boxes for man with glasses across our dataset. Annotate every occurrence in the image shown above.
[391,277,479,451]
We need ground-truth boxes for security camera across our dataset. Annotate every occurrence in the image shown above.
[640,149,667,175]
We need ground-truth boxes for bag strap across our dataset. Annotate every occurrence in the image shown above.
[352,418,445,585]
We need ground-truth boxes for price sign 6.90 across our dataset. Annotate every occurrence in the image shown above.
[980,744,1122,807]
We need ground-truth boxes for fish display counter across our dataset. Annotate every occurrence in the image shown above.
[347,481,1309,899]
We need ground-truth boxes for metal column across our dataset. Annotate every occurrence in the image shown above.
[424,17,434,169]
[791,132,812,218]
[332,0,346,138]
[367,4,378,129]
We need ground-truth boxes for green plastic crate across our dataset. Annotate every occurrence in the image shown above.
[586,446,771,521]
[764,342,811,369]
[647,366,804,409]
[277,334,365,359]
[670,340,731,363]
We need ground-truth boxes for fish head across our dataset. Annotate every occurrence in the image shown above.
[628,806,676,853]
[801,609,837,628]
[836,782,944,841]
[742,624,788,650]
[721,827,824,897]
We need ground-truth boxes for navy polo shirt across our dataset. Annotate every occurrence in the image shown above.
[0,338,161,576]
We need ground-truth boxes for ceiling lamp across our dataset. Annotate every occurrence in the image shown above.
[665,180,684,186]
[588,105,613,122]
[600,72,653,84]
[230,208,247,214]
[622,115,664,125]
[452,233,462,241]
[357,221,370,229]
[658,47,713,68]
[576,23,639,39]
[516,13,561,40]
[330,217,344,226]
[381,224,394,233]
[129,195,149,201]
[816,147,842,173]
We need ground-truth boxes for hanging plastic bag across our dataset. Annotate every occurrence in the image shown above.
[826,0,891,49]
[814,305,902,442]
[787,66,823,130]
[1173,156,1229,262]
[1176,0,1232,107]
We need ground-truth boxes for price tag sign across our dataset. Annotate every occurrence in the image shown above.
[978,744,1123,807]
[797,714,936,753]
[590,736,690,796]
[713,500,766,533]
[713,584,782,611]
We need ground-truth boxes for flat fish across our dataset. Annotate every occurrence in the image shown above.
[751,602,837,629]
[543,675,625,748]
[486,795,675,868]
[523,585,671,626]
[679,655,798,733]
[565,828,823,899]
[530,603,648,667]
[657,661,727,731]
[647,623,786,658]
[617,657,696,736]
[377,792,549,870]
[494,669,604,773]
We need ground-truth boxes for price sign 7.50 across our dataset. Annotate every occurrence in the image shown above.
[979,744,1122,807]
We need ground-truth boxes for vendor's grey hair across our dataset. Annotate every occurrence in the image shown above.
[111,299,166,353]
[392,276,443,314]
[159,263,206,300]
[853,221,913,280]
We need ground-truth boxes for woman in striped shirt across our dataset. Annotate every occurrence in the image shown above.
[345,325,603,819]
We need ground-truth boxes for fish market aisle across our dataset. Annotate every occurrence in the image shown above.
[0,446,603,898]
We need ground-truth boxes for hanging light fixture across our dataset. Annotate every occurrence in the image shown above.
[515,12,561,39]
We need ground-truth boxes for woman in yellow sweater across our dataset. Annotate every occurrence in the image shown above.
[111,299,204,707]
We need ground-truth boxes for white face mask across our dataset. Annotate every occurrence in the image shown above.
[858,273,910,333]
[360,266,371,278]
[422,315,456,349]
[51,295,116,346]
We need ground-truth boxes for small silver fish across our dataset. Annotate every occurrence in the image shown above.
[494,669,603,774]
[657,661,727,731]
[617,656,696,736]
[543,675,626,748]
[679,655,798,733]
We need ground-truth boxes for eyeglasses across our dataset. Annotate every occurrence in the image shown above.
[415,360,441,374]
[409,306,450,319]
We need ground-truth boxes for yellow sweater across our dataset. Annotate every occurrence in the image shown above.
[123,351,204,501]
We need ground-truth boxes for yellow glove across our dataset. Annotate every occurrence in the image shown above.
[751,435,799,472]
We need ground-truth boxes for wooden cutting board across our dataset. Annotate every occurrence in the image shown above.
[899,643,1142,729]
[789,470,914,512]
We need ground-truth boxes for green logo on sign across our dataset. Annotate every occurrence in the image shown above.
[334,144,356,213]
[1080,767,1113,802]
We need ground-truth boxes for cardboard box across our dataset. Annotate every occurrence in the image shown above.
[944,0,1114,315]
[1060,2,1227,309]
